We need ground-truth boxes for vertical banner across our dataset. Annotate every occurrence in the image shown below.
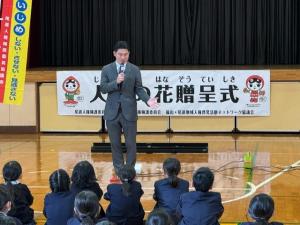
[0,0,14,102]
[0,0,32,105]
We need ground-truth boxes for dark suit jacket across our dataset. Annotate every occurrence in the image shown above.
[100,62,150,121]
[176,191,224,225]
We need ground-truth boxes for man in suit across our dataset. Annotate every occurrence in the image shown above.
[100,41,158,175]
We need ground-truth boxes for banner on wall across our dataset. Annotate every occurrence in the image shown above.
[0,0,32,105]
[56,70,270,116]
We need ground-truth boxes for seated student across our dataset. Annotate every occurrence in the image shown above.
[153,158,189,222]
[104,165,145,225]
[176,167,224,225]
[146,209,174,225]
[71,161,103,199]
[0,215,17,225]
[2,161,35,225]
[241,193,283,225]
[44,169,76,225]
[0,185,22,225]
[67,191,106,225]
[71,160,105,217]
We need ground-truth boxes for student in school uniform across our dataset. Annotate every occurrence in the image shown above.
[2,161,35,225]
[67,191,106,225]
[153,158,189,223]
[241,193,283,225]
[70,160,105,217]
[43,169,76,225]
[0,184,22,225]
[104,164,145,225]
[176,167,224,225]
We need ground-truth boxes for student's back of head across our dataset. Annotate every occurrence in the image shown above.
[2,161,22,183]
[74,191,100,225]
[49,169,70,193]
[2,161,22,201]
[71,161,97,189]
[193,167,214,192]
[118,164,136,197]
[163,158,181,188]
[248,193,277,225]
[146,209,173,225]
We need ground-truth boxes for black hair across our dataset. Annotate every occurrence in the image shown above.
[113,41,130,52]
[248,193,275,225]
[193,167,214,192]
[163,158,181,188]
[0,185,11,212]
[2,161,22,182]
[71,161,97,189]
[49,169,70,193]
[146,209,173,225]
[119,164,136,197]
[74,191,100,225]
[0,215,16,225]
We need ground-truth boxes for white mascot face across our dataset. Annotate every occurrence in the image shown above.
[247,76,264,91]
[64,79,79,93]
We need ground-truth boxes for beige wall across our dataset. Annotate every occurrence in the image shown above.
[0,83,36,126]
[171,117,234,132]
[238,82,300,131]
[40,83,101,132]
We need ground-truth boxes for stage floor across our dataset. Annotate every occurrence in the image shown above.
[0,133,300,224]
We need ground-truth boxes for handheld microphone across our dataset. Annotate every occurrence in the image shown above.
[119,63,125,89]
[119,64,125,74]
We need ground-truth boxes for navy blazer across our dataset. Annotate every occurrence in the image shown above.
[43,191,76,225]
[177,191,224,225]
[153,178,189,216]
[104,181,145,225]
[240,222,283,225]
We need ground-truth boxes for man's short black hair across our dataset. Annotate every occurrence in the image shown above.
[113,41,130,52]
[193,167,214,192]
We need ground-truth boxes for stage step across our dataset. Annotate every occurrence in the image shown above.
[91,142,208,153]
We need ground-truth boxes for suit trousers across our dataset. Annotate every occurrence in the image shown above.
[106,110,137,174]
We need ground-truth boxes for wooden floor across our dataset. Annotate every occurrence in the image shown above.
[0,133,300,224]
